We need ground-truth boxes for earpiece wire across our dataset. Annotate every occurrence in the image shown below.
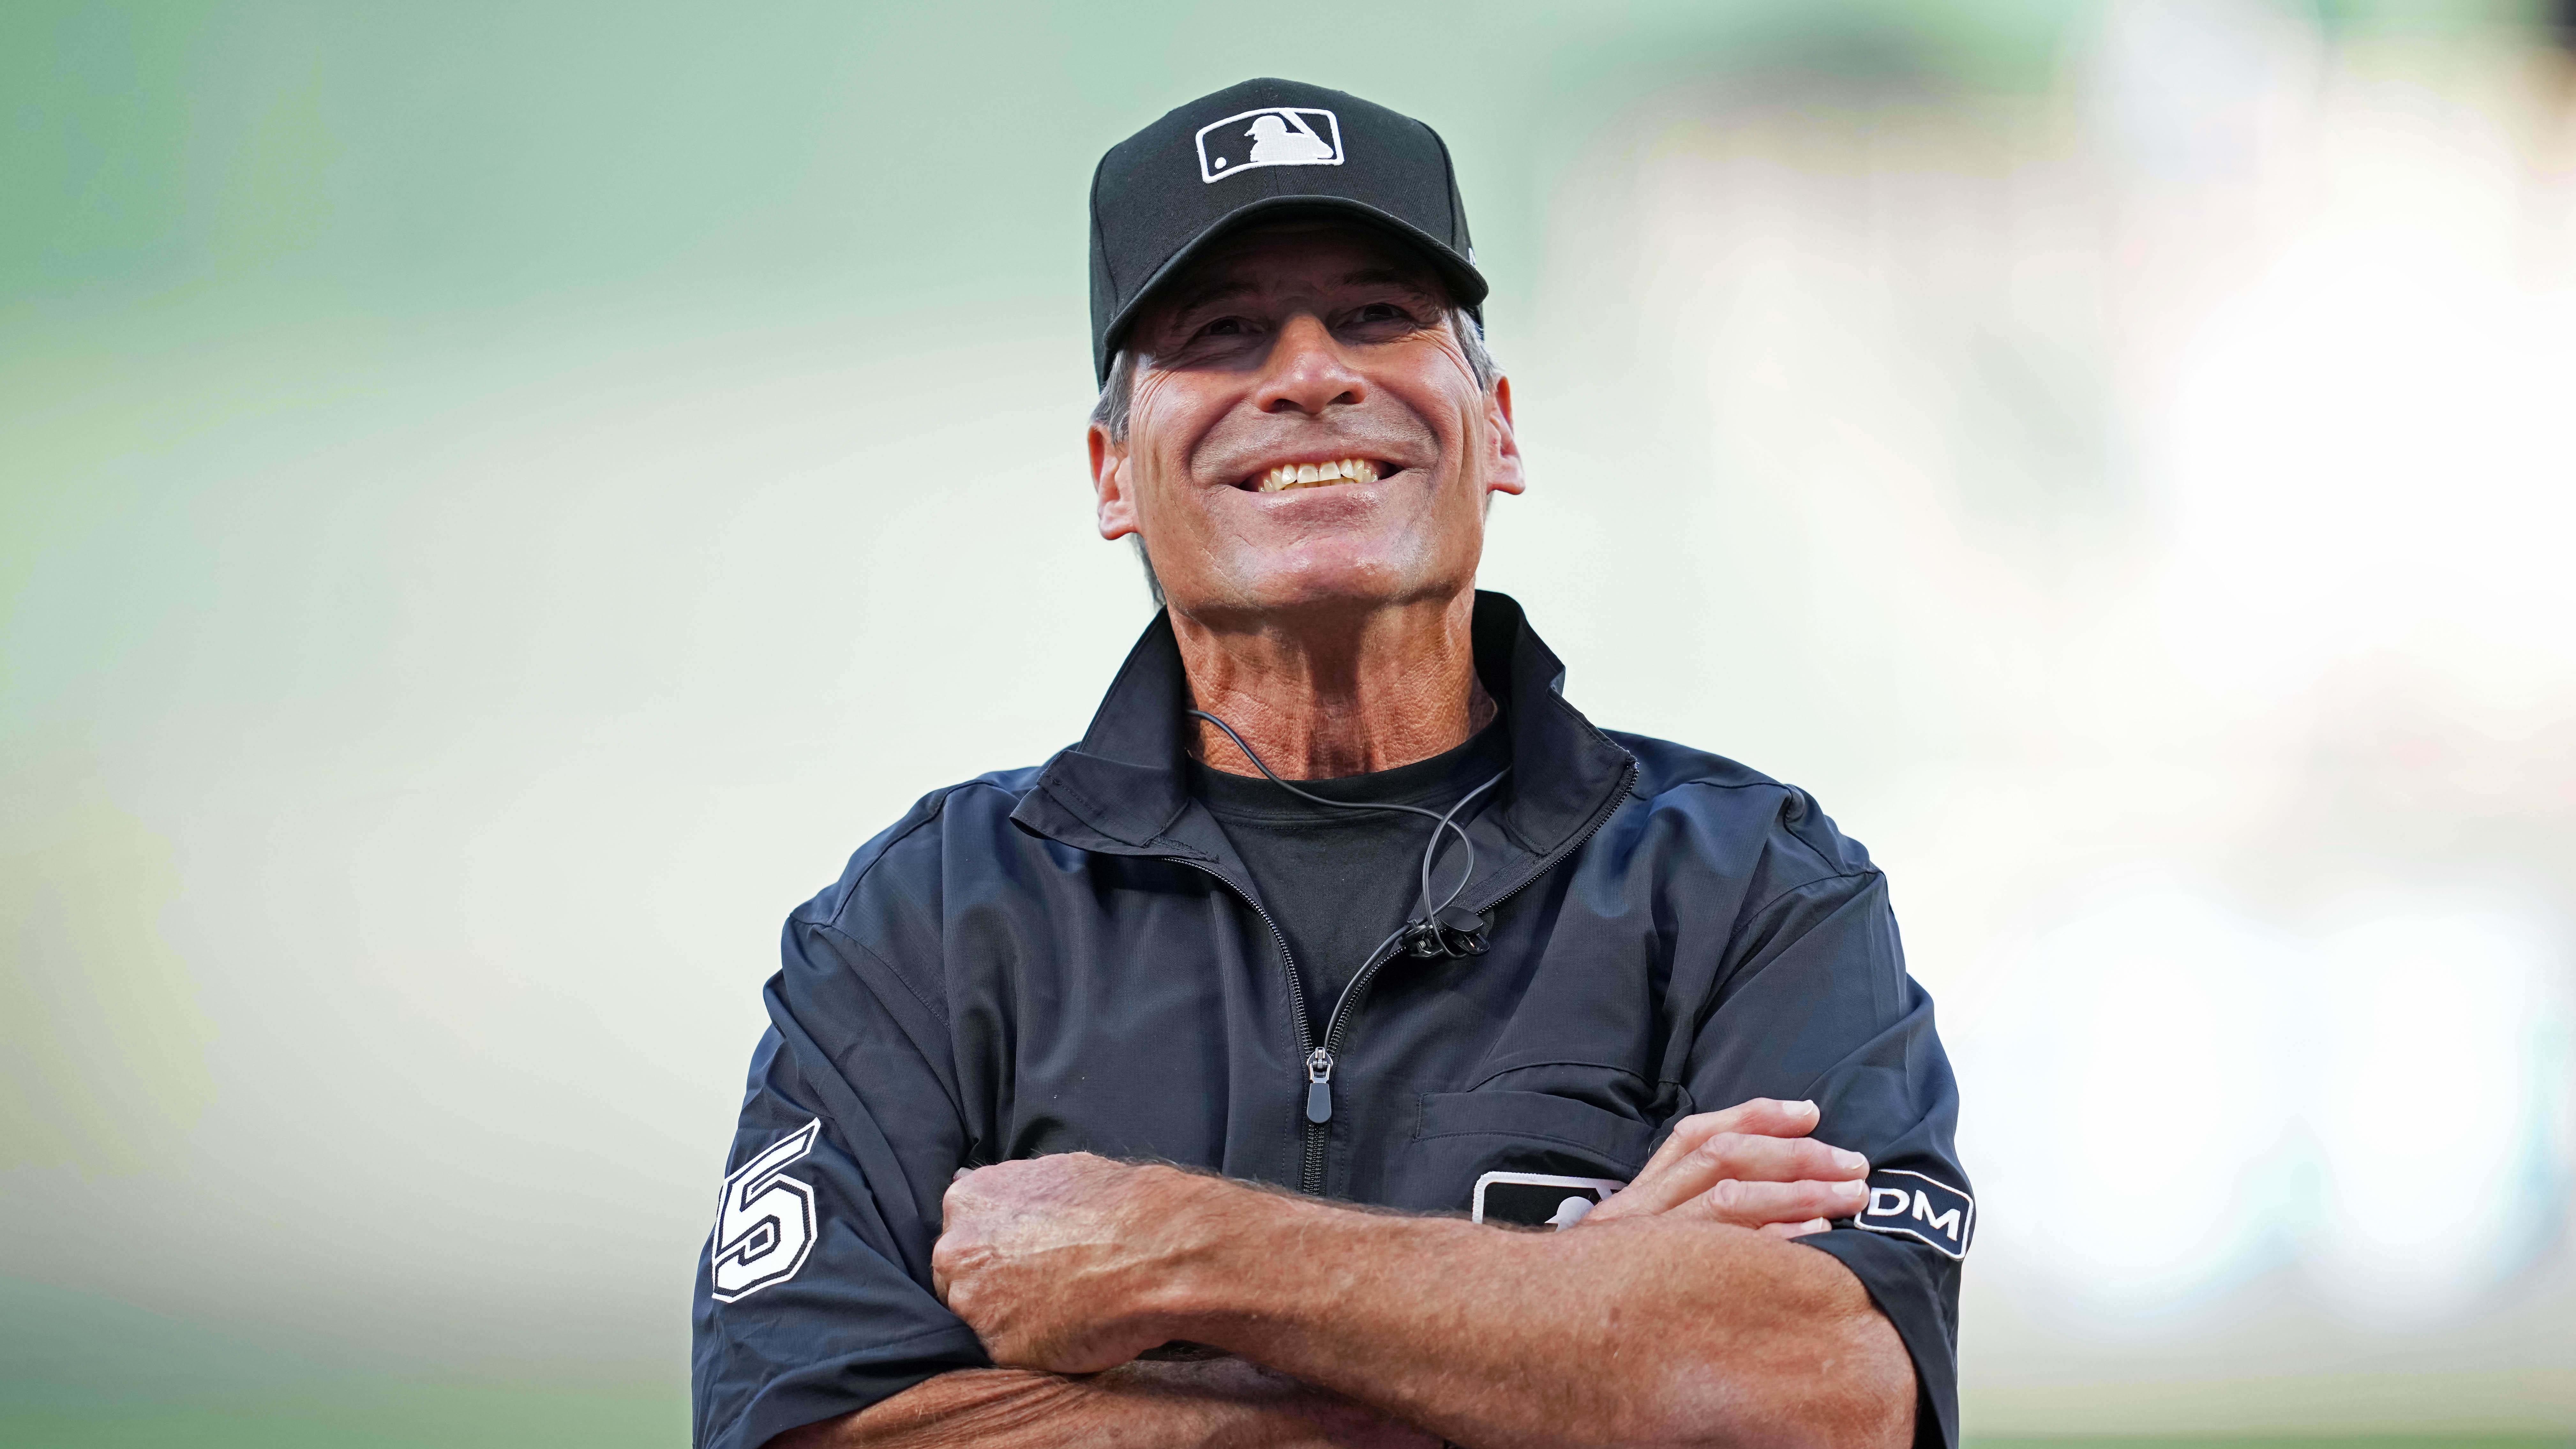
[1185,707,1508,935]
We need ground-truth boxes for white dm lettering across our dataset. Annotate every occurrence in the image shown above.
[1854,1168,1974,1261]
[1195,107,1344,184]
[709,1119,823,1303]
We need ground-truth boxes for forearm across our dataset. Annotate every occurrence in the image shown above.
[1154,1185,1914,1449]
[767,1359,1429,1449]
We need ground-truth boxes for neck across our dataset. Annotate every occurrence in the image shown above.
[1174,592,1494,780]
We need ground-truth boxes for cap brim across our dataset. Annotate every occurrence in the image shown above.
[1097,195,1488,383]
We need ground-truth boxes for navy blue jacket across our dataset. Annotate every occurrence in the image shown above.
[693,593,1970,1449]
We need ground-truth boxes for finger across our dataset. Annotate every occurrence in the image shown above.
[1681,1132,1866,1187]
[940,1167,988,1232]
[1759,1217,1833,1240]
[1684,1176,1871,1229]
[1640,1100,1820,1178]
[1597,1131,1864,1221]
[1618,1098,1823,1201]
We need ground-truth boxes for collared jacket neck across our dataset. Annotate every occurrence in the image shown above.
[1011,590,1637,903]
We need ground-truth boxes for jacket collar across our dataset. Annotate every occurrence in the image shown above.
[1013,592,1635,871]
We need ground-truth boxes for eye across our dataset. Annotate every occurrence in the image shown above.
[1353,302,1408,324]
[1195,316,1249,339]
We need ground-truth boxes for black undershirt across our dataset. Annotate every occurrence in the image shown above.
[1189,719,1512,1036]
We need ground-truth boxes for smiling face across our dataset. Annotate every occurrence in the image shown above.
[1089,221,1522,631]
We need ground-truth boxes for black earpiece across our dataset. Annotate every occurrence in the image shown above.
[1432,902,1491,956]
[1401,905,1491,958]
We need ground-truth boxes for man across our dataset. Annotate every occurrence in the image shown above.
[693,79,1970,1449]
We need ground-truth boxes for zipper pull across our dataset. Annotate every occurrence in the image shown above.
[1304,1048,1336,1124]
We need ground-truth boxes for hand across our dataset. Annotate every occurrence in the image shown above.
[932,1152,1210,1374]
[1580,1098,1868,1238]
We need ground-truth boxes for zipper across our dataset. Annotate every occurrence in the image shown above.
[1176,757,1638,1200]
[1302,759,1639,1189]
[1304,1047,1336,1124]
[1172,857,1333,1193]
[1458,762,1638,942]
[1302,940,1403,1133]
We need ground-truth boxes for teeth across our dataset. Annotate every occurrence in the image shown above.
[1254,458,1383,492]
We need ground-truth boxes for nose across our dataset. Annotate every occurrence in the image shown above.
[1256,313,1366,417]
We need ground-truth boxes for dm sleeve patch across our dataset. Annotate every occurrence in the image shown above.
[1853,1168,1973,1259]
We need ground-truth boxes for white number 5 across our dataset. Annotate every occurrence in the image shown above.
[709,1119,822,1303]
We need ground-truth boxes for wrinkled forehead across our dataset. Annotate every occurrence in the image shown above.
[1141,219,1454,327]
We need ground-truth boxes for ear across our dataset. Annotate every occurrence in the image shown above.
[1482,374,1525,497]
[1090,423,1139,541]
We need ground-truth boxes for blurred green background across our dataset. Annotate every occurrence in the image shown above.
[8,1,2574,1445]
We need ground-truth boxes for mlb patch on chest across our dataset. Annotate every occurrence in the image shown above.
[1472,1171,1628,1230]
[1853,1169,1974,1259]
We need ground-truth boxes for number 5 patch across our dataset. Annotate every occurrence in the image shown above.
[709,1120,822,1303]
[1853,1169,1974,1259]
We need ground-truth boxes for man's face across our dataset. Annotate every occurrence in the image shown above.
[1089,222,1522,626]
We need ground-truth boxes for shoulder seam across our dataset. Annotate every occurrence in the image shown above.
[814,918,953,1030]
[1650,777,1852,882]
[1738,867,1881,929]
[805,776,1039,1026]
[812,777,1028,931]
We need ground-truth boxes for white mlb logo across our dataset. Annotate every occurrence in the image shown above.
[1472,1171,1627,1230]
[1195,107,1344,183]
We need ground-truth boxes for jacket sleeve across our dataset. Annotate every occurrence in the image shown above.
[1681,864,1970,1449]
[690,904,990,1449]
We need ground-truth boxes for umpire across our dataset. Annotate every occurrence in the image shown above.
[694,78,1971,1449]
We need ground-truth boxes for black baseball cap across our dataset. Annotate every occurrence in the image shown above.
[1087,78,1487,384]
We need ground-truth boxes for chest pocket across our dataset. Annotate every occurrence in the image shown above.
[1390,1089,1659,1220]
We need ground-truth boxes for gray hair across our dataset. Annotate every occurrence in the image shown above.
[1094,308,1500,606]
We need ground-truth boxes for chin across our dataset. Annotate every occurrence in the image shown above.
[1214,552,1467,618]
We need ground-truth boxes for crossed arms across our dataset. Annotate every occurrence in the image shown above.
[770,1099,1916,1449]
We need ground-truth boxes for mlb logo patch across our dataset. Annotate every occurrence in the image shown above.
[1196,107,1344,183]
[1472,1171,1627,1230]
[1853,1169,1974,1259]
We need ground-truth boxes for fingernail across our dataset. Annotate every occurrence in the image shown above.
[1833,1179,1867,1202]
[1791,1100,1818,1117]
[1833,1150,1867,1173]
